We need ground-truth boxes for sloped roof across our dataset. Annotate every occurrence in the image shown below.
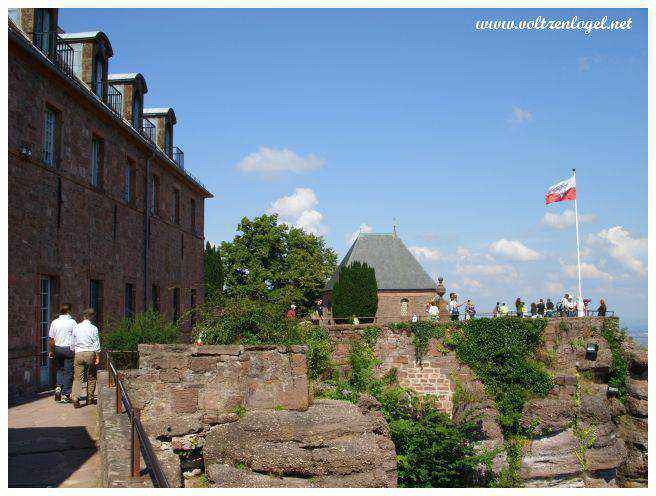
[326,233,436,291]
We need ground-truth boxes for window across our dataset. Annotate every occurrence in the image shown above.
[400,298,409,317]
[165,125,172,156]
[172,287,180,322]
[37,275,55,368]
[34,9,52,55]
[43,107,58,166]
[132,91,142,129]
[180,232,184,260]
[172,189,180,224]
[93,55,104,97]
[151,285,159,312]
[190,198,197,232]
[90,279,103,329]
[150,175,159,214]
[124,159,136,203]
[91,137,103,187]
[190,288,197,329]
[125,283,135,319]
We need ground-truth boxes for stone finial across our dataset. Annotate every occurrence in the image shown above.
[436,277,446,299]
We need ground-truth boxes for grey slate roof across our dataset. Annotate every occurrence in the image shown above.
[326,233,436,291]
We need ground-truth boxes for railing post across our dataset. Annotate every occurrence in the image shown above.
[107,353,115,388]
[131,408,142,478]
[116,373,124,414]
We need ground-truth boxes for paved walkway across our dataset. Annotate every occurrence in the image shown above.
[8,392,100,488]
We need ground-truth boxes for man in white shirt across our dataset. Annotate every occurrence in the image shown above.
[48,303,77,403]
[71,308,101,408]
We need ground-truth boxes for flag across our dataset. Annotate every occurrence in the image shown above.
[546,176,576,204]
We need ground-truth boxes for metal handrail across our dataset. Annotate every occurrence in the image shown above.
[107,84,123,116]
[173,146,184,169]
[141,119,156,143]
[105,353,170,487]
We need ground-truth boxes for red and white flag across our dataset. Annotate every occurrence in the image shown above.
[546,176,576,204]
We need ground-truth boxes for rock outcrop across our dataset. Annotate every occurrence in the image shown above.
[517,318,648,488]
[203,398,397,487]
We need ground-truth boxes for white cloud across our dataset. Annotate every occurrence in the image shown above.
[267,188,328,236]
[267,187,318,218]
[409,246,442,261]
[456,263,519,279]
[462,277,483,290]
[347,223,373,245]
[295,209,329,236]
[546,281,565,294]
[489,239,542,262]
[560,259,613,281]
[542,209,597,230]
[236,147,325,176]
[589,226,647,275]
[508,106,533,125]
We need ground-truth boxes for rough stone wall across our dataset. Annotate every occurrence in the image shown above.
[124,344,310,439]
[376,290,437,323]
[8,32,207,399]
[323,289,437,324]
[327,324,455,415]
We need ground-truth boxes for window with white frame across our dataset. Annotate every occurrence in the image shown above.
[43,107,56,166]
[91,137,102,187]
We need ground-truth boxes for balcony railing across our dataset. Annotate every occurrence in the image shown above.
[141,119,156,143]
[108,84,123,116]
[30,32,76,78]
[173,147,184,169]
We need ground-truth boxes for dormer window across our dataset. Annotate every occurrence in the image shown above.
[132,91,142,129]
[165,125,172,157]
[93,54,104,97]
[34,9,53,56]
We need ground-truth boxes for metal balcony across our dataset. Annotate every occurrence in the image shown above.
[108,84,123,116]
[31,32,75,78]
[173,147,184,169]
[141,119,156,143]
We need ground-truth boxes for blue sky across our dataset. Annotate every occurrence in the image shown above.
[59,8,648,323]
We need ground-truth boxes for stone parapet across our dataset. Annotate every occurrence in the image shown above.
[124,344,309,439]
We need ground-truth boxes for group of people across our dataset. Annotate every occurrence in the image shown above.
[48,303,101,408]
[492,294,607,318]
[421,292,608,322]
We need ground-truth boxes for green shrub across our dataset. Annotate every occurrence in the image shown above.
[452,317,553,434]
[451,317,553,487]
[331,261,378,321]
[193,296,335,381]
[410,321,449,364]
[102,310,180,352]
[380,387,491,487]
[601,318,628,401]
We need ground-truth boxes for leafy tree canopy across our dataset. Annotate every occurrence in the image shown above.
[219,214,337,314]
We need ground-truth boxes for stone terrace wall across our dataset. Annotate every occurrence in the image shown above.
[124,344,309,439]
[326,324,455,414]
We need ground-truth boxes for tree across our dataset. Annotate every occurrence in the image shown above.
[219,214,337,314]
[204,241,224,301]
[331,261,378,321]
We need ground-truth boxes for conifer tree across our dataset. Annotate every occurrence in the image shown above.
[332,261,378,321]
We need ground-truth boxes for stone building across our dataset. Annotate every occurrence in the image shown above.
[324,232,437,323]
[8,8,213,398]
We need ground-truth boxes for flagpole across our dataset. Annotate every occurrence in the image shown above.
[572,168,583,311]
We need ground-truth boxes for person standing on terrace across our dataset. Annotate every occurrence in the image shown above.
[71,308,101,409]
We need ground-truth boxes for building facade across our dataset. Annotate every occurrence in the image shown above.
[8,8,213,399]
[324,232,437,323]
